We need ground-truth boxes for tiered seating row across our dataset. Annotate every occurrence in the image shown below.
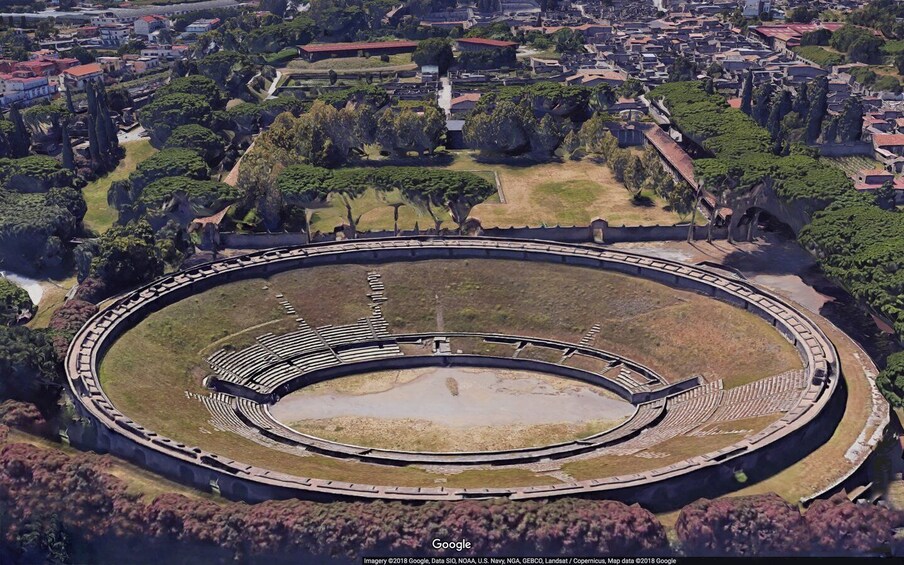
[603,381,724,455]
[707,370,807,425]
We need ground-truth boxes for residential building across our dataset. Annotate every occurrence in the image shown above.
[0,74,55,107]
[59,62,104,92]
[134,15,169,37]
[141,45,189,60]
[185,18,221,34]
[99,24,131,47]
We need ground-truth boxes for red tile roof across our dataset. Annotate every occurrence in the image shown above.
[859,168,892,177]
[451,93,480,105]
[642,124,697,190]
[299,40,417,53]
[874,134,904,147]
[456,37,518,48]
[63,63,103,78]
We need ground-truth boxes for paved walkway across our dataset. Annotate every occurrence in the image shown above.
[438,76,452,118]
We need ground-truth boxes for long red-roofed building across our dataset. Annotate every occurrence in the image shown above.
[298,40,417,62]
[456,37,518,51]
[751,23,847,49]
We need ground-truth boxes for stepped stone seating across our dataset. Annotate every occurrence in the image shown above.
[208,345,279,384]
[336,343,402,364]
[257,327,323,359]
[602,381,724,455]
[275,293,296,316]
[579,324,601,346]
[319,320,376,347]
[705,370,807,425]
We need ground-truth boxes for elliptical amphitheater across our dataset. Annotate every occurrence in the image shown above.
[65,236,876,508]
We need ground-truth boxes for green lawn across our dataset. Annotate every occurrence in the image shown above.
[882,40,904,56]
[826,155,886,177]
[81,140,157,234]
[284,53,414,72]
[792,46,845,67]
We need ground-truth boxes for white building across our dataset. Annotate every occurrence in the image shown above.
[0,74,56,107]
[141,45,189,60]
[134,15,169,38]
[59,63,104,92]
[99,24,131,47]
[743,0,772,18]
[185,18,220,34]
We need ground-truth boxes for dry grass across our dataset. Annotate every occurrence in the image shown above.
[306,153,683,233]
[289,416,623,452]
[26,275,77,329]
[562,432,759,480]
[99,258,802,487]
[460,155,682,227]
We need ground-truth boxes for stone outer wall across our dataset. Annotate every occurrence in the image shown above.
[65,237,849,506]
[219,222,729,249]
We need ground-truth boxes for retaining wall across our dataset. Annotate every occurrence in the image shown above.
[219,222,729,249]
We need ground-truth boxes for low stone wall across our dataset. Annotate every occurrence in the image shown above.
[220,232,309,249]
[601,223,728,243]
[816,142,875,158]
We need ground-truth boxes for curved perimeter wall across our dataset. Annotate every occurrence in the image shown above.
[65,237,842,506]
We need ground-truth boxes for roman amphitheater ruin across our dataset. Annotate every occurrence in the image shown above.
[65,237,867,507]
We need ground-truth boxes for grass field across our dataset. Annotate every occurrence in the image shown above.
[284,54,415,72]
[792,46,845,67]
[81,140,157,234]
[825,155,886,177]
[307,153,684,233]
[99,258,801,487]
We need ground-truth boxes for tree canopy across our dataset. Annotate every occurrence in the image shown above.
[0,278,33,326]
[139,93,214,147]
[89,220,164,292]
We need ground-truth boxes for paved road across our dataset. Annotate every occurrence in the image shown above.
[118,126,147,144]
[438,76,452,118]
[0,0,244,22]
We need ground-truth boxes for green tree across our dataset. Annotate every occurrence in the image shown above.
[805,77,828,143]
[740,70,753,116]
[874,180,896,211]
[877,350,904,406]
[0,278,34,326]
[275,164,332,234]
[326,168,371,237]
[463,100,532,155]
[156,75,227,110]
[376,104,446,156]
[89,220,164,291]
[139,93,214,147]
[551,28,584,53]
[164,124,226,166]
[413,38,454,72]
[837,97,863,142]
[8,104,30,158]
[129,148,209,194]
[0,326,59,405]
